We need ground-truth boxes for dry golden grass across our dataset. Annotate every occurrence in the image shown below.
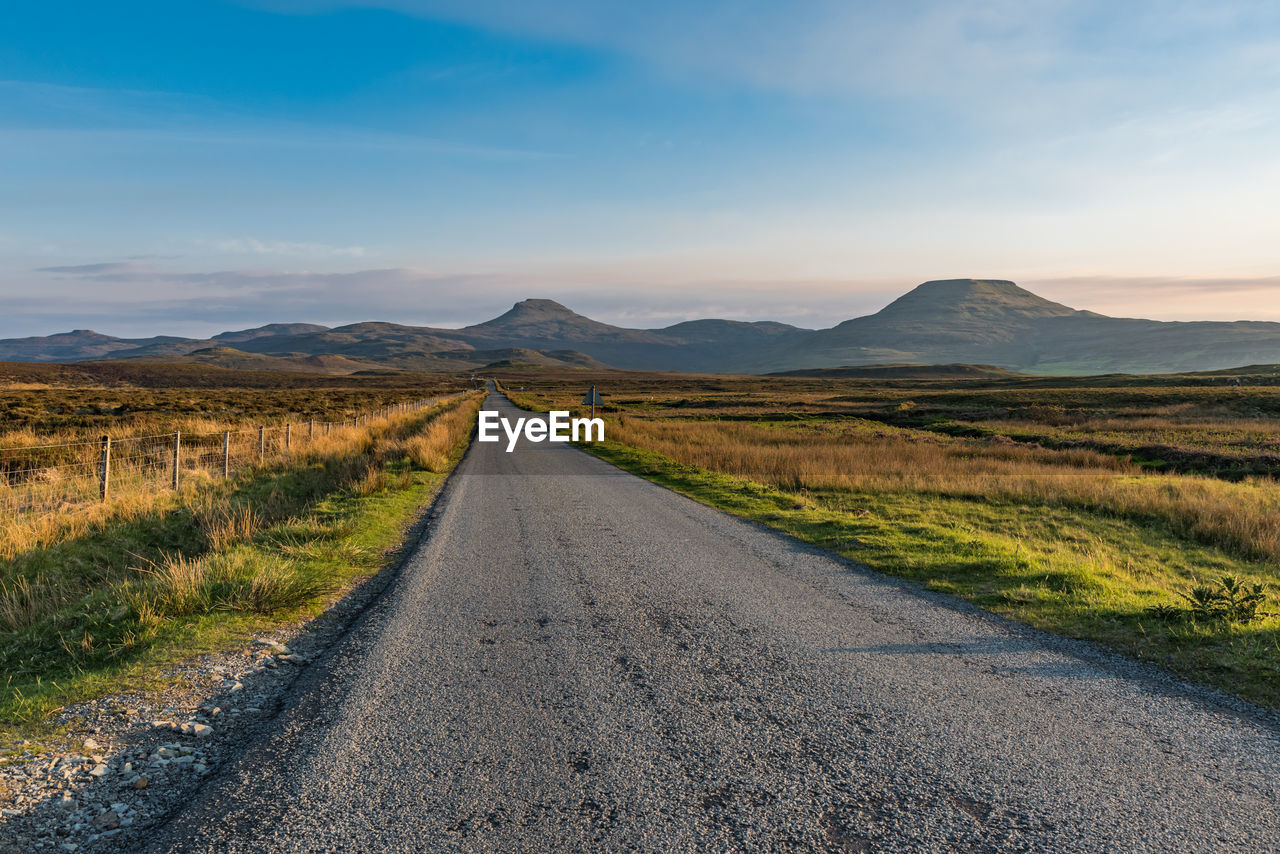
[2,389,484,733]
[126,550,334,619]
[0,576,61,632]
[192,501,262,551]
[400,400,481,472]
[0,392,482,633]
[608,417,1280,564]
[0,396,469,562]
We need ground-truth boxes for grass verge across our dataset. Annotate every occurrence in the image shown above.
[1,395,481,742]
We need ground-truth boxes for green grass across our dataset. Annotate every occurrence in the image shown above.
[0,401,478,742]
[586,439,1280,710]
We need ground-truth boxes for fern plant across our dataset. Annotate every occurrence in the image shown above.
[1174,575,1270,624]
[1216,575,1268,623]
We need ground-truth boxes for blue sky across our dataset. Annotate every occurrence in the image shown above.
[2,0,1278,337]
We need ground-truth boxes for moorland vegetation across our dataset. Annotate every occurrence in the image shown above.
[500,366,1280,708]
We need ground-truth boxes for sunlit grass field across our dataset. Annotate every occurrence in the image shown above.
[500,367,1280,708]
[0,366,481,737]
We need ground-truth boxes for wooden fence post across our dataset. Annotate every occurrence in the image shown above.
[222,431,231,478]
[285,423,292,452]
[99,435,111,501]
[171,431,181,491]
[259,426,265,463]
[308,420,314,440]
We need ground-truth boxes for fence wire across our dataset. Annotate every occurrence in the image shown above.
[0,397,455,522]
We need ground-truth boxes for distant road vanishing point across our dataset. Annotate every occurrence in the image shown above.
[142,387,1279,853]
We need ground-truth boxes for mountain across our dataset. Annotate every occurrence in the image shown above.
[0,329,161,362]
[747,279,1280,374]
[0,322,335,364]
[5,282,1280,375]
[463,299,657,343]
[749,279,1086,370]
[459,299,807,370]
[213,323,330,344]
[232,322,472,368]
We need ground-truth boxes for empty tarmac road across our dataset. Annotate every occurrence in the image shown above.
[143,390,1280,852]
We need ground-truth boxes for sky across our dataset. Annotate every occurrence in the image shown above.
[2,0,1279,338]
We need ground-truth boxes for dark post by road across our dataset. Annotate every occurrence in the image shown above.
[98,435,111,501]
[582,385,604,420]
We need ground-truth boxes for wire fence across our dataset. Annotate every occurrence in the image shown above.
[0,395,461,521]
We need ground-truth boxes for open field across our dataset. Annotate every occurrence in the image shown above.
[0,360,472,435]
[0,365,482,737]
[497,366,1280,708]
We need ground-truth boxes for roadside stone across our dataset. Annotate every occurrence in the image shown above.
[87,765,108,778]
[254,639,289,655]
[81,739,100,751]
[192,724,213,739]
[133,776,149,790]
[92,810,120,830]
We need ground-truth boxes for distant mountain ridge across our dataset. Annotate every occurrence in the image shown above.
[5,280,1280,375]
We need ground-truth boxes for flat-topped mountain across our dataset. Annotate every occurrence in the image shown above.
[874,279,1084,323]
[5,280,1280,374]
[746,279,1280,374]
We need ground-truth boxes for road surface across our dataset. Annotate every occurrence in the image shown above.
[143,390,1280,852]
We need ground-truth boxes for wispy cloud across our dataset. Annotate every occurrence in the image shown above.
[259,1,1280,108]
[212,239,367,258]
[36,261,155,275]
